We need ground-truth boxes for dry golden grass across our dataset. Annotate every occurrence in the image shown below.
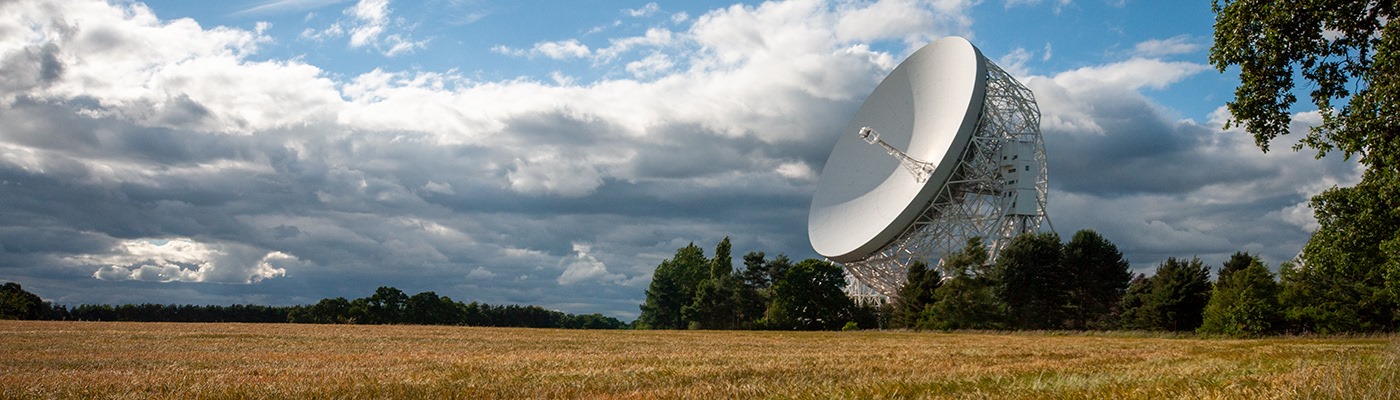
[1,320,1395,399]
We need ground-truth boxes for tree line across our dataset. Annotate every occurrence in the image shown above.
[0,283,625,329]
[286,286,626,329]
[638,231,1396,335]
[637,237,878,330]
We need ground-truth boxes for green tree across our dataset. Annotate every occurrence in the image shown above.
[1062,230,1133,330]
[289,297,352,324]
[1121,258,1213,331]
[891,260,940,329]
[1118,274,1153,330]
[732,251,771,327]
[638,243,709,329]
[994,232,1066,330]
[683,275,738,329]
[361,286,409,324]
[638,262,686,329]
[765,254,793,286]
[765,259,853,330]
[406,291,465,325]
[1218,252,1255,283]
[1212,0,1400,333]
[1277,257,1391,334]
[710,237,732,280]
[920,237,1002,331]
[1211,0,1398,163]
[0,282,44,320]
[1288,179,1400,332]
[1200,255,1282,336]
[683,238,741,329]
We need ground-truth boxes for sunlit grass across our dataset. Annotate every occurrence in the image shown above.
[1,321,1395,398]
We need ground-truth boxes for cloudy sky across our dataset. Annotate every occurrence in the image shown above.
[0,0,1357,319]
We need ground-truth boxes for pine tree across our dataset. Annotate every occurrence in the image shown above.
[1217,252,1255,285]
[1062,230,1132,330]
[920,237,1002,330]
[994,232,1066,330]
[683,238,739,329]
[891,260,939,329]
[1199,255,1282,336]
[733,251,771,328]
[1120,257,1212,331]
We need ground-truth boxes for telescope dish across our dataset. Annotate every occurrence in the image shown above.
[807,36,1050,299]
[808,36,985,262]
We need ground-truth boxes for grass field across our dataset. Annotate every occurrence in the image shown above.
[1,321,1396,399]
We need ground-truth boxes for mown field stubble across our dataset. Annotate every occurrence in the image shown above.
[1,321,1396,399]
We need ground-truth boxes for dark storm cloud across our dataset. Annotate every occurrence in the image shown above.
[1043,89,1269,197]
[0,43,64,95]
[1028,70,1359,271]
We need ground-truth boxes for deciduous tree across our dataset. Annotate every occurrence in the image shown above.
[1212,0,1400,333]
[638,243,709,329]
[765,259,853,330]
[0,282,44,320]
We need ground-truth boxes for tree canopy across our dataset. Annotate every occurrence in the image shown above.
[1,282,47,320]
[638,239,865,331]
[1212,0,1400,333]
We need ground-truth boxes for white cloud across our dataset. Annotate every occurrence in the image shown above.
[594,28,675,61]
[1276,201,1320,232]
[421,180,454,195]
[533,39,592,59]
[626,3,660,18]
[1051,57,1211,91]
[1024,52,1360,269]
[467,266,497,279]
[300,0,426,56]
[0,0,340,133]
[997,47,1036,77]
[493,38,597,60]
[84,238,293,284]
[507,155,605,197]
[776,161,816,181]
[236,0,346,16]
[558,243,624,285]
[346,0,388,47]
[835,0,951,45]
[1133,35,1200,57]
[625,52,674,78]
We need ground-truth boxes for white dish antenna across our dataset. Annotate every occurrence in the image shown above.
[807,36,1050,299]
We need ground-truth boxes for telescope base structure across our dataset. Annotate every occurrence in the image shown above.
[841,61,1050,300]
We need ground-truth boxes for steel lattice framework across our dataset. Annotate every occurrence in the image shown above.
[842,60,1050,302]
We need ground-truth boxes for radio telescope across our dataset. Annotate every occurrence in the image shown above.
[807,36,1049,300]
